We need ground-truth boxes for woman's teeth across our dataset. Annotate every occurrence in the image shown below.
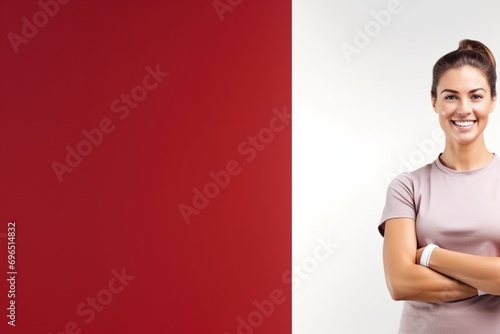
[453,121,475,127]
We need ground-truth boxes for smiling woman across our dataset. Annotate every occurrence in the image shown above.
[433,66,496,166]
[378,40,500,333]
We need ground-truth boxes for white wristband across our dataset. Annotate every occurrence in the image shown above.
[420,244,439,267]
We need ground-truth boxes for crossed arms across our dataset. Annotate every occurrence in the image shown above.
[383,218,500,302]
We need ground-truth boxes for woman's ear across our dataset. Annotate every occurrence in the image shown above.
[432,97,438,113]
[491,95,496,113]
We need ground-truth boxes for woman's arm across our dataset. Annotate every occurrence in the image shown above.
[383,218,477,302]
[417,246,500,295]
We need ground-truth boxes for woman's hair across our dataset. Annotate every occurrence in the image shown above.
[431,39,497,98]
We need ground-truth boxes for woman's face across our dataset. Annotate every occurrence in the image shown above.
[432,65,496,146]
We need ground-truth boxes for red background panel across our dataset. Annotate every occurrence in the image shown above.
[0,0,290,333]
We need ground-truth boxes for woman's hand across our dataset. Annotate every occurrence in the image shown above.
[416,247,424,264]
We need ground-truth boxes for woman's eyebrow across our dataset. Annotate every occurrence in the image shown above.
[440,88,487,94]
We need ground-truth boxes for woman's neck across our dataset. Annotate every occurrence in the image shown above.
[440,139,493,171]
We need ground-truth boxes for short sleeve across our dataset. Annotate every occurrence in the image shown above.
[378,172,416,236]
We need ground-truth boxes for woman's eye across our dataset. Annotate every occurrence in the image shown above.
[444,95,457,100]
[471,94,483,100]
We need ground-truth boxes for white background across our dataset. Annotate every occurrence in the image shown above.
[292,1,500,332]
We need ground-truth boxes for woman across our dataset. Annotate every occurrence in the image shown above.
[379,39,500,333]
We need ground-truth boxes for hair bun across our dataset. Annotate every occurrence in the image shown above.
[458,39,496,68]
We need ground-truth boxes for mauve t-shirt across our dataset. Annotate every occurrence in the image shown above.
[379,154,500,334]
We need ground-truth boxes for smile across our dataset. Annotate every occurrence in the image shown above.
[452,120,476,127]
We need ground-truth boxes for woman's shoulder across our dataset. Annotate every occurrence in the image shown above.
[389,161,435,188]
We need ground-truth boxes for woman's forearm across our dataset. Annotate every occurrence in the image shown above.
[383,218,478,302]
[426,247,500,295]
[386,261,477,302]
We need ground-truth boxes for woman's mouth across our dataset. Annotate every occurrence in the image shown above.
[452,120,476,128]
